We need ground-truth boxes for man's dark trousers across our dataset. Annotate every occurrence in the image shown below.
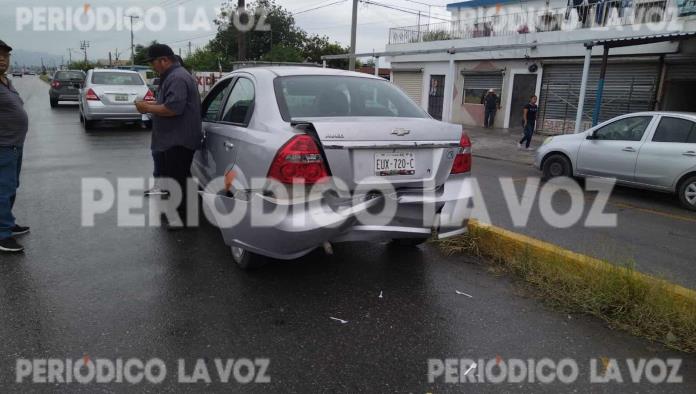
[484,107,496,128]
[520,122,536,148]
[0,146,22,240]
[160,146,195,220]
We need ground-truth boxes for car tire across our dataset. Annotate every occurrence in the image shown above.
[50,98,58,108]
[542,154,572,180]
[678,175,696,211]
[391,237,429,247]
[231,246,268,270]
[83,117,95,132]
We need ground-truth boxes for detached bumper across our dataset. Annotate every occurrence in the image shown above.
[201,175,473,260]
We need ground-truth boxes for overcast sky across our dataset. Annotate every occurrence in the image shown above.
[0,0,453,62]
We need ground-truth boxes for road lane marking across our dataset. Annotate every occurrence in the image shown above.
[612,202,696,224]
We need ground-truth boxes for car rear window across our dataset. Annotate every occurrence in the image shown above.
[55,71,84,80]
[91,72,144,86]
[274,75,427,121]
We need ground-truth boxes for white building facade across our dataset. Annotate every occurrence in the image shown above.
[386,0,696,134]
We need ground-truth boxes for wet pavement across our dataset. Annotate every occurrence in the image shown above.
[0,76,694,392]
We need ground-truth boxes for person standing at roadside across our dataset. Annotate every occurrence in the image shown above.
[482,89,500,128]
[0,40,30,252]
[135,44,201,228]
[518,95,538,151]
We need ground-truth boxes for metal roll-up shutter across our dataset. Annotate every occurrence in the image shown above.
[393,71,423,105]
[539,62,659,134]
[461,72,504,91]
[666,64,696,81]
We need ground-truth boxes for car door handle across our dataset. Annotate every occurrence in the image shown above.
[683,151,696,157]
[622,147,636,152]
[223,141,235,150]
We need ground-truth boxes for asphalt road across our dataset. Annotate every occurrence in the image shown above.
[472,154,696,289]
[0,75,694,392]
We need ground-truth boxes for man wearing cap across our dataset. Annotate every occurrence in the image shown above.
[0,40,30,252]
[482,89,500,128]
[135,44,201,228]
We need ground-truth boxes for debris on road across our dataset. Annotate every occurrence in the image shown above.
[455,290,473,298]
[330,317,348,324]
[378,291,383,299]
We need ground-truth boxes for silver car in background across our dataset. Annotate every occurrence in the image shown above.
[192,67,474,269]
[79,69,155,131]
[536,112,696,210]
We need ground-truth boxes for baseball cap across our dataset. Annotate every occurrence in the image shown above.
[145,44,175,62]
[0,40,12,52]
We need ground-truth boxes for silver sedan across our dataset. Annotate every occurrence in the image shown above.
[192,67,474,269]
[535,111,696,211]
[79,69,154,131]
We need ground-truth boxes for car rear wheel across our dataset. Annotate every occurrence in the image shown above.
[83,116,95,132]
[391,237,429,247]
[542,154,572,180]
[678,176,696,211]
[50,98,58,108]
[231,246,268,270]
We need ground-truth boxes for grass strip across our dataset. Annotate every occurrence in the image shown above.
[438,220,696,353]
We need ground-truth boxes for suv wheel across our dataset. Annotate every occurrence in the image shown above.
[50,98,58,108]
[678,175,696,211]
[231,246,268,270]
[542,154,572,180]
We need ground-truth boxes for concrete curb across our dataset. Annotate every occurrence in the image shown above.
[468,220,696,304]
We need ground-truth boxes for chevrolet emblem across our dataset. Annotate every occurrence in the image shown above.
[391,128,411,136]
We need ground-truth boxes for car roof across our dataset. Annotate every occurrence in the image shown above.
[624,111,696,118]
[91,68,141,74]
[235,66,383,80]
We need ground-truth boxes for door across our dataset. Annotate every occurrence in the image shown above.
[209,77,256,180]
[635,115,696,189]
[577,115,654,181]
[427,75,445,120]
[193,77,233,186]
[508,74,537,128]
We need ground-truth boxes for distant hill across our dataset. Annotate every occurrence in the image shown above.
[9,49,63,69]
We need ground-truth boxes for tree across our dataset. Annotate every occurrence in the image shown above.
[186,47,221,71]
[261,45,304,63]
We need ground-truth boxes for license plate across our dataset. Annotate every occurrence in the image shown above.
[114,94,129,102]
[374,152,416,176]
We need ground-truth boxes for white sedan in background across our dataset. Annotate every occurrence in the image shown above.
[536,112,696,210]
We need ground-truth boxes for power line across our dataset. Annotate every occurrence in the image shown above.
[359,0,450,22]
[293,0,347,15]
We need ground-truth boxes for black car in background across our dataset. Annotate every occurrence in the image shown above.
[49,70,86,108]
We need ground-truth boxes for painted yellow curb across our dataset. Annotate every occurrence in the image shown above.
[467,220,696,304]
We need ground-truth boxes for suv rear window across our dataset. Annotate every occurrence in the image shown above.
[274,75,427,121]
[91,72,144,86]
[55,71,84,81]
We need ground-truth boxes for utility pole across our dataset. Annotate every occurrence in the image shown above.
[126,14,140,65]
[349,0,358,70]
[417,11,421,42]
[108,52,112,67]
[188,41,192,58]
[67,48,73,65]
[114,48,121,63]
[237,0,246,61]
[80,40,90,63]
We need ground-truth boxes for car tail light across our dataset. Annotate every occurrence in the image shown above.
[267,135,329,184]
[51,81,61,88]
[450,132,472,174]
[143,89,156,102]
[85,88,100,101]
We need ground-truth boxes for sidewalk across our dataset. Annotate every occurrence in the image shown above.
[466,125,545,166]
